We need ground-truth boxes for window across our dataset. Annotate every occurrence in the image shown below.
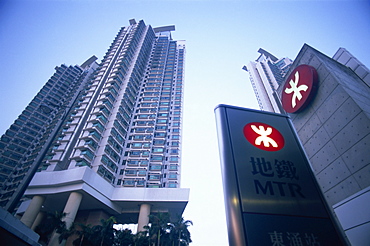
[151,156,163,161]
[140,160,148,166]
[125,170,136,175]
[153,148,164,153]
[128,160,139,166]
[135,128,146,133]
[154,132,166,138]
[168,173,177,179]
[123,179,135,186]
[97,114,108,124]
[101,155,118,172]
[138,170,147,176]
[149,165,162,171]
[89,131,101,140]
[81,149,94,160]
[105,146,120,162]
[97,165,114,183]
[133,135,144,140]
[154,139,165,145]
[111,128,124,144]
[76,160,91,167]
[132,143,143,148]
[147,184,161,188]
[170,156,179,162]
[170,149,179,154]
[157,119,167,124]
[142,151,150,156]
[156,126,167,130]
[169,165,178,170]
[108,136,122,153]
[130,151,141,156]
[85,139,98,149]
[149,174,161,180]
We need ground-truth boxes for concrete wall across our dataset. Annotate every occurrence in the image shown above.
[278,44,370,245]
[333,48,370,87]
[333,187,370,246]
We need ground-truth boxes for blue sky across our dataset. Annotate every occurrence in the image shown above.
[0,1,369,245]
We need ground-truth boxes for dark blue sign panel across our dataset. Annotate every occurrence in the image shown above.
[215,105,346,246]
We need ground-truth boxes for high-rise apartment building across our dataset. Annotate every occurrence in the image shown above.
[243,48,292,113]
[1,19,189,238]
[0,57,99,211]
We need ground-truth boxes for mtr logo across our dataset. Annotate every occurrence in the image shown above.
[282,64,318,113]
[243,122,284,151]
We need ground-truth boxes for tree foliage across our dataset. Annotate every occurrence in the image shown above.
[37,212,192,246]
[71,217,117,246]
[143,212,193,246]
[34,211,67,245]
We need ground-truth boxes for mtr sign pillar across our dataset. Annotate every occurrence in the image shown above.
[215,105,347,246]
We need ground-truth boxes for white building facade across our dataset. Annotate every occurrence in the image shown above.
[17,19,189,241]
[243,48,292,113]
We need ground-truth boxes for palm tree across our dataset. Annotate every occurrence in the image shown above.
[94,216,117,246]
[132,230,150,246]
[169,216,193,246]
[72,223,95,246]
[71,217,116,246]
[148,212,172,246]
[57,222,76,244]
[114,228,135,246]
[34,211,67,245]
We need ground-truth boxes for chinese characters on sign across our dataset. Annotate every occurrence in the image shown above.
[269,231,321,246]
[250,157,304,198]
[281,65,318,113]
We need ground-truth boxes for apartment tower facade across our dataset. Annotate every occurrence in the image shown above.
[0,57,99,211]
[243,48,292,113]
[1,19,189,238]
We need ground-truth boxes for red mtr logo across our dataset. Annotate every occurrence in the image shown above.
[243,122,285,151]
[281,64,318,113]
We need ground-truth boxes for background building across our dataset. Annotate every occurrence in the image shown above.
[274,44,369,245]
[0,19,189,243]
[243,48,292,113]
[0,57,98,211]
